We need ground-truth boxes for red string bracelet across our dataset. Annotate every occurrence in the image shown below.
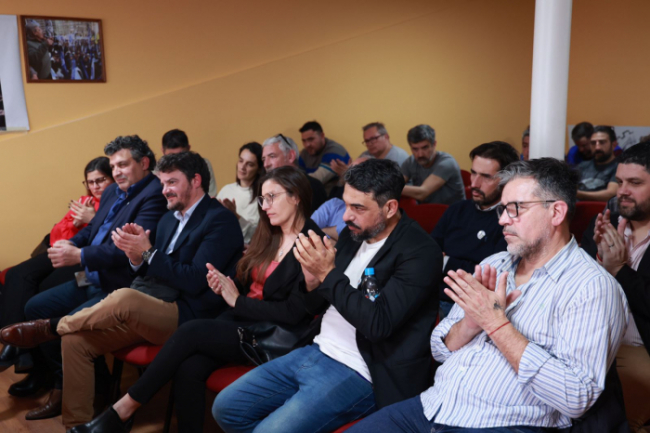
[596,252,603,262]
[489,321,511,337]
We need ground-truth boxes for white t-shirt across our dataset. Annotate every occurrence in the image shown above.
[217,182,260,243]
[313,237,388,382]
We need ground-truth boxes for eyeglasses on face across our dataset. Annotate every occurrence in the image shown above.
[362,134,384,145]
[496,200,557,219]
[257,192,286,207]
[83,177,108,187]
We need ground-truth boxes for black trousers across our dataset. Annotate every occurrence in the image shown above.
[128,310,251,433]
[1,252,82,327]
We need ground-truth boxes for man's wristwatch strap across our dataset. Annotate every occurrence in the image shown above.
[142,247,156,263]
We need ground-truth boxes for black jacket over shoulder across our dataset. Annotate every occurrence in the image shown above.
[309,213,442,409]
[232,219,325,326]
[582,212,650,351]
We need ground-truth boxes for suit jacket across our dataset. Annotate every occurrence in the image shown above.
[309,213,442,409]
[582,212,650,349]
[70,173,167,293]
[232,219,325,325]
[140,196,244,325]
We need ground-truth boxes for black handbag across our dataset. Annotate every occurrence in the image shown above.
[238,319,315,366]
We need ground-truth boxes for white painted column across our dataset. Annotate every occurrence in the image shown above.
[529,0,573,160]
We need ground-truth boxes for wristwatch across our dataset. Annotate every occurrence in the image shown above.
[141,247,156,263]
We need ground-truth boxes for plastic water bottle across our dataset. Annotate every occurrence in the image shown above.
[360,268,380,302]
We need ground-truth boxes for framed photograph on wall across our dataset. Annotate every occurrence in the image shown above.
[20,15,106,83]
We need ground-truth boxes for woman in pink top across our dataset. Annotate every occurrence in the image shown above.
[74,166,326,433]
[0,157,114,374]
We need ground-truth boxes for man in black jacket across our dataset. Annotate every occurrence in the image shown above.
[581,141,650,431]
[213,158,441,433]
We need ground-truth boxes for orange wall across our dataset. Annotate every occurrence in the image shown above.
[0,0,648,267]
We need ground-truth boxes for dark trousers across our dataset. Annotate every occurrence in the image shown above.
[1,252,82,327]
[24,280,107,388]
[128,311,249,433]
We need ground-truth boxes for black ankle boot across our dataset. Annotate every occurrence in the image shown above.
[67,407,134,433]
[8,370,51,397]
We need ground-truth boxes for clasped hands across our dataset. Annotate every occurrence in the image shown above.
[111,223,152,266]
[593,209,628,276]
[206,263,240,307]
[69,198,96,228]
[48,240,81,268]
[293,230,336,291]
[444,265,520,335]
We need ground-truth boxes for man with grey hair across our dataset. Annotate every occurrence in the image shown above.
[401,124,464,205]
[25,19,53,80]
[348,158,629,432]
[262,134,326,212]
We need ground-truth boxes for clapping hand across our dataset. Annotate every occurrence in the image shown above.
[206,263,240,307]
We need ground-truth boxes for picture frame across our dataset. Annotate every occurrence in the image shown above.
[20,15,106,83]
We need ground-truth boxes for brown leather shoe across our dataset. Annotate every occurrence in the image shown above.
[0,319,59,348]
[25,388,62,420]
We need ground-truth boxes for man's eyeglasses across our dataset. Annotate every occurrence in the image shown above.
[257,192,286,207]
[83,177,108,187]
[362,134,384,145]
[496,200,557,219]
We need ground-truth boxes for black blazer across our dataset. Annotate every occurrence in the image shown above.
[310,213,442,409]
[70,173,168,293]
[141,196,244,325]
[582,212,650,349]
[232,219,325,326]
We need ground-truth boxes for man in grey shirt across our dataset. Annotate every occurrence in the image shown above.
[401,124,465,205]
[576,125,620,202]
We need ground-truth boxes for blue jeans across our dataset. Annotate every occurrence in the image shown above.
[347,396,552,433]
[439,301,454,320]
[24,279,107,388]
[213,344,377,433]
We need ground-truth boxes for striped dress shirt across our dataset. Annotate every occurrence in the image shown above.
[421,238,629,428]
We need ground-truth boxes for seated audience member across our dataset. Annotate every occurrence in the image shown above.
[1,151,243,429]
[65,166,323,433]
[262,134,327,212]
[348,158,629,433]
[216,142,264,244]
[566,122,594,167]
[521,126,529,161]
[298,120,350,194]
[0,157,114,374]
[0,135,167,421]
[576,125,620,202]
[432,141,519,319]
[161,129,217,197]
[582,141,650,431]
[311,157,369,240]
[213,159,441,433]
[401,124,465,204]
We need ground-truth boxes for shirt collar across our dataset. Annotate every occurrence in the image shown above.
[534,236,578,283]
[174,194,206,222]
[116,172,153,200]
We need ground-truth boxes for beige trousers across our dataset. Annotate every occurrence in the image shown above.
[58,288,178,428]
[617,344,650,431]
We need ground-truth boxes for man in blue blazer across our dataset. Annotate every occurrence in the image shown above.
[2,151,244,428]
[1,135,168,419]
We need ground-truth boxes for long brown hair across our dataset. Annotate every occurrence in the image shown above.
[236,166,313,285]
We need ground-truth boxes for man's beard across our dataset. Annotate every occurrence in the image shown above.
[504,226,550,261]
[166,190,190,212]
[618,196,650,221]
[346,215,387,243]
[594,150,612,163]
[471,188,500,208]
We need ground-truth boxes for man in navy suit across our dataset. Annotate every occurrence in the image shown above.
[2,151,244,428]
[0,135,168,420]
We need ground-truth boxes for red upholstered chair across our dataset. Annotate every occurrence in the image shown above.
[465,186,472,199]
[0,267,11,285]
[570,201,606,244]
[332,419,362,432]
[406,204,448,233]
[399,197,418,214]
[460,169,471,187]
[205,364,255,393]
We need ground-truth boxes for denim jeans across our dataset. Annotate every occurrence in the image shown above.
[213,344,377,433]
[347,395,552,433]
[24,279,107,388]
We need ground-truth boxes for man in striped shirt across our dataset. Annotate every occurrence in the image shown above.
[349,158,629,433]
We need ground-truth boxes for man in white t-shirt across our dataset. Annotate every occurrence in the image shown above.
[213,158,441,433]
